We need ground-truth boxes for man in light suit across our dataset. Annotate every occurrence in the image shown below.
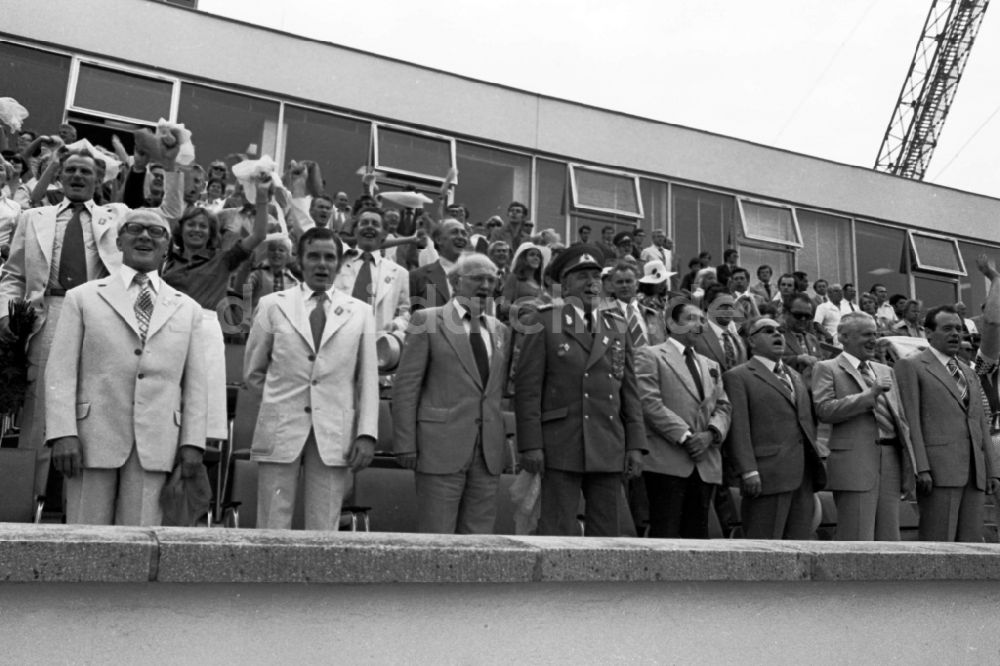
[334,207,410,334]
[895,305,1000,541]
[45,210,206,525]
[409,218,467,312]
[635,301,732,538]
[392,254,510,533]
[694,284,747,372]
[812,312,916,540]
[0,144,183,498]
[245,227,379,530]
[724,318,826,539]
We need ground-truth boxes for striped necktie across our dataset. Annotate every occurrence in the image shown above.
[774,362,795,400]
[133,272,154,344]
[721,330,737,369]
[626,303,647,348]
[858,362,897,437]
[947,357,970,408]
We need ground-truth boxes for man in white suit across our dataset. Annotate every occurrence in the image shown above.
[245,226,379,531]
[334,207,410,334]
[0,143,183,498]
[635,301,732,538]
[45,210,206,525]
[392,254,510,534]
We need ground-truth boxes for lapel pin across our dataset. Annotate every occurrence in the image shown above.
[334,306,344,316]
[565,314,573,326]
[602,336,609,345]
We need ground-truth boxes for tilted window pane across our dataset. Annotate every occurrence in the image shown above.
[572,167,640,216]
[0,42,71,134]
[75,64,172,122]
[455,142,530,223]
[284,106,370,200]
[376,127,451,179]
[911,233,965,275]
[178,84,278,167]
[740,200,799,245]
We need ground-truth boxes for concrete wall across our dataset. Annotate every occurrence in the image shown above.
[3,525,1000,663]
[5,0,1000,242]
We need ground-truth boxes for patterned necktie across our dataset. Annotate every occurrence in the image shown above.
[774,362,795,400]
[466,312,490,386]
[947,357,970,408]
[626,303,647,348]
[272,269,284,293]
[722,330,737,369]
[310,291,327,350]
[683,346,705,401]
[858,362,896,436]
[352,252,374,304]
[133,272,153,344]
[59,203,88,291]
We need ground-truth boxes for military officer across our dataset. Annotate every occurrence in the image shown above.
[514,244,647,536]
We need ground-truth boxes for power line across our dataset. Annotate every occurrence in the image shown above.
[928,99,1000,180]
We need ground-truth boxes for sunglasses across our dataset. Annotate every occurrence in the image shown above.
[791,312,812,321]
[121,222,169,239]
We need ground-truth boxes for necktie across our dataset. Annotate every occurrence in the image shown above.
[626,303,647,348]
[352,252,374,304]
[272,269,284,293]
[947,357,970,408]
[722,330,737,369]
[133,272,153,344]
[583,304,594,334]
[466,312,490,386]
[858,362,896,437]
[774,362,795,400]
[58,203,88,291]
[310,291,327,350]
[683,346,705,401]
[764,283,772,300]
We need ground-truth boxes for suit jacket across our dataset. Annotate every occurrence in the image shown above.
[335,251,411,333]
[693,323,746,372]
[895,348,999,490]
[783,328,824,381]
[409,260,450,313]
[391,301,510,475]
[0,173,184,342]
[723,358,825,494]
[45,273,207,472]
[635,341,732,484]
[812,355,915,493]
[244,287,379,465]
[749,281,775,303]
[514,303,646,473]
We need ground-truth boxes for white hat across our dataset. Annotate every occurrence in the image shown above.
[376,331,405,372]
[639,260,675,285]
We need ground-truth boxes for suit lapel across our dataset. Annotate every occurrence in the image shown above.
[145,283,183,341]
[749,357,795,405]
[35,206,58,269]
[441,301,484,389]
[838,354,867,391]
[661,341,699,402]
[276,289,314,350]
[320,290,354,348]
[921,350,964,407]
[372,257,390,306]
[431,262,450,305]
[585,310,615,370]
[96,275,142,339]
[560,304,592,352]
[704,327,725,366]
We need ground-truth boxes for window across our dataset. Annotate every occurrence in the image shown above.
[913,275,957,309]
[958,241,995,311]
[908,231,966,276]
[283,106,370,200]
[374,125,454,182]
[738,199,801,247]
[535,159,568,240]
[796,209,853,287]
[855,221,908,297]
[740,246,793,286]
[177,84,279,166]
[639,178,669,243]
[0,42,71,134]
[569,165,642,218]
[455,143,530,223]
[672,185,736,267]
[73,63,173,122]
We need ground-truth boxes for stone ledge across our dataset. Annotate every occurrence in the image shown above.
[2,524,1000,583]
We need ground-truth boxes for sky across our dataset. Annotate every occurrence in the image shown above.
[199,0,1000,199]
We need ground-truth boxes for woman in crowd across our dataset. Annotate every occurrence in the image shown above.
[501,241,551,320]
[161,178,269,444]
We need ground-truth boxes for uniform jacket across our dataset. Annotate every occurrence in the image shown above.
[514,303,646,473]
[391,301,510,475]
[635,340,732,484]
[336,250,410,333]
[45,273,207,472]
[812,355,915,493]
[895,348,999,490]
[408,260,450,312]
[724,357,825,495]
[244,287,379,465]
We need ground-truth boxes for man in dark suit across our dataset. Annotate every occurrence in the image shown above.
[812,312,916,540]
[514,244,646,537]
[723,318,825,539]
[895,305,1000,541]
[392,254,511,534]
[635,301,732,538]
[782,293,824,382]
[408,218,467,312]
[694,284,747,372]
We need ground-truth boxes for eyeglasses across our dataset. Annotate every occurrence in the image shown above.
[121,222,169,239]
[791,312,812,321]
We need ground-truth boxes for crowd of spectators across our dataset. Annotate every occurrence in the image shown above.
[1,111,998,544]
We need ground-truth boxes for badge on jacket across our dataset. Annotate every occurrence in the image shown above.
[610,339,625,380]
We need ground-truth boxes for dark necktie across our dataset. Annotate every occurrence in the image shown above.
[466,312,490,386]
[272,269,284,293]
[59,202,88,291]
[764,283,772,300]
[310,291,327,350]
[858,362,896,436]
[133,272,153,344]
[947,357,970,408]
[774,361,795,400]
[583,304,594,334]
[352,252,374,304]
[626,303,647,348]
[683,346,705,401]
[722,330,737,369]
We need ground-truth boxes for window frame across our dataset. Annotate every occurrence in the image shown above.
[67,57,180,126]
[736,197,803,248]
[907,229,967,277]
[372,122,456,184]
[568,163,643,219]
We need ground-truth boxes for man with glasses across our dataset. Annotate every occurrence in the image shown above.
[782,293,824,383]
[45,210,206,525]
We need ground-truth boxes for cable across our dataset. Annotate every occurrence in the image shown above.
[928,99,1000,180]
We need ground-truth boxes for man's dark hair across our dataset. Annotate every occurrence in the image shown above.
[579,224,591,233]
[778,272,795,285]
[703,283,731,309]
[297,226,343,260]
[888,293,908,308]
[602,225,614,233]
[688,257,702,269]
[507,201,527,214]
[786,292,814,312]
[610,261,638,280]
[669,300,698,323]
[813,279,828,289]
[756,264,772,278]
[731,267,750,280]
[723,249,738,262]
[844,282,855,291]
[312,193,335,206]
[793,270,808,281]
[870,283,886,293]
[924,304,958,331]
[447,203,470,219]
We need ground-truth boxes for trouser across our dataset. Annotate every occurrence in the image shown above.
[537,469,624,537]
[644,469,714,538]
[65,444,167,526]
[20,295,64,498]
[415,439,500,534]
[742,463,815,540]
[834,444,903,541]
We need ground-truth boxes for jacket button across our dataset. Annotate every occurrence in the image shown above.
[304,406,312,413]
[475,418,482,425]
[311,380,319,386]
[137,373,144,379]
[134,349,142,356]
[307,354,315,362]
[584,393,589,398]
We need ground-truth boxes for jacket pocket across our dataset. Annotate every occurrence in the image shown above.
[417,406,450,423]
[76,402,91,420]
[541,406,569,423]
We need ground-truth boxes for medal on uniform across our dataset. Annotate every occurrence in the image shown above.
[611,339,625,380]
[565,314,573,326]
[557,342,570,357]
[602,336,609,346]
